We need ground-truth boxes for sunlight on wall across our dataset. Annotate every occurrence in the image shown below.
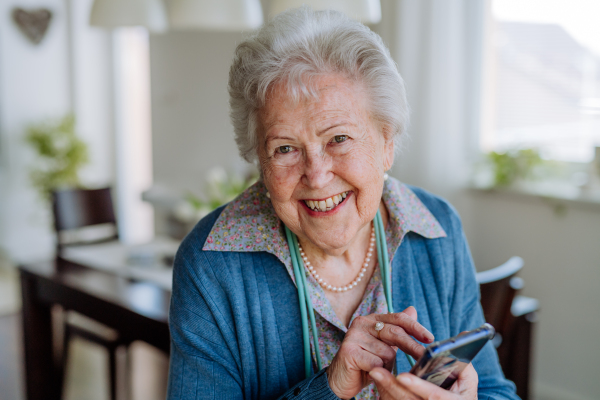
[113,28,154,244]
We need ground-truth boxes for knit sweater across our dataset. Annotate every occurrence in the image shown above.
[167,183,520,400]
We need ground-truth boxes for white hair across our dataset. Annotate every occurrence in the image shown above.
[228,6,409,163]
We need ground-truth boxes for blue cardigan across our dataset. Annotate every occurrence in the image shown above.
[167,186,519,399]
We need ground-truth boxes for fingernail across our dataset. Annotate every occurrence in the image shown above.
[398,374,412,385]
[369,370,383,381]
[425,331,434,341]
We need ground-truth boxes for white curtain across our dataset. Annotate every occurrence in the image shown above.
[378,0,486,200]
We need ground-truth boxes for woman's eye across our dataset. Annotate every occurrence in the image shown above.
[278,145,292,154]
[332,135,348,143]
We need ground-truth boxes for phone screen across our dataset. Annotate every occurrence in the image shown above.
[409,323,495,389]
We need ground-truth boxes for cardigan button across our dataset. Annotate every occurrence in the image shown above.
[294,387,301,396]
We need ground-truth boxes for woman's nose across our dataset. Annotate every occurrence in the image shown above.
[301,150,334,189]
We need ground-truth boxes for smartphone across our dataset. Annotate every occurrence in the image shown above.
[408,323,495,389]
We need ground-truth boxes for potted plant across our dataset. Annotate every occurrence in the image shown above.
[25,113,89,199]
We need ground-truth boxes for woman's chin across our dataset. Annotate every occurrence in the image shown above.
[299,223,360,253]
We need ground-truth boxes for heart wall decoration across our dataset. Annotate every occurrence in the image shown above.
[12,8,53,45]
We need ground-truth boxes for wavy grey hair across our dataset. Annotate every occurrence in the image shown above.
[228,6,409,163]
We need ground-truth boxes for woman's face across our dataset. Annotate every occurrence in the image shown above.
[258,74,394,255]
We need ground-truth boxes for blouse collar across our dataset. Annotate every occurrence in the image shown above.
[203,177,446,331]
[202,177,446,269]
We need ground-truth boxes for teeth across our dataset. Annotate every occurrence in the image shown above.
[304,191,349,212]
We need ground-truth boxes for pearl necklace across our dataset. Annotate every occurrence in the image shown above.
[298,223,375,292]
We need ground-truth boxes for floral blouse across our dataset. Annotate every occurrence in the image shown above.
[203,177,446,399]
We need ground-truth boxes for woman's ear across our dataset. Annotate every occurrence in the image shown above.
[382,127,395,171]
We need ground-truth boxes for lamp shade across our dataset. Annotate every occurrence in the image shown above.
[269,0,381,24]
[89,0,168,32]
[166,0,264,31]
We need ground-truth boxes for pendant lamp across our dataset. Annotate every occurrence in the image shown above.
[166,0,264,31]
[89,0,168,32]
[269,0,381,24]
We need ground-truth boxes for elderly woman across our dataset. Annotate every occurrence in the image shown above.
[167,7,518,400]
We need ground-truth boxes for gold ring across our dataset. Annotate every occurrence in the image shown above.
[375,321,384,340]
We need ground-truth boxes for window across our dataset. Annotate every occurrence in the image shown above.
[481,0,600,163]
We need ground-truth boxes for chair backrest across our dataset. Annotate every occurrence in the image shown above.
[476,257,524,334]
[52,187,118,252]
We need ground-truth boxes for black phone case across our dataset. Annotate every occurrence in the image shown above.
[409,323,495,389]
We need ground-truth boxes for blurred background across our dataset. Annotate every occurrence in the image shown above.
[0,0,599,399]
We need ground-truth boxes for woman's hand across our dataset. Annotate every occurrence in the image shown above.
[326,306,434,399]
[369,363,479,400]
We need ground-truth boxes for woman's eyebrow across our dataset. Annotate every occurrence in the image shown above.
[264,133,296,145]
[317,122,353,136]
[263,121,354,145]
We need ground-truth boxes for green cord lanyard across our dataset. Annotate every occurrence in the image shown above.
[284,209,415,379]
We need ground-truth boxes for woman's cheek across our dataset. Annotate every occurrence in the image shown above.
[342,149,384,215]
[266,165,303,200]
[337,149,380,185]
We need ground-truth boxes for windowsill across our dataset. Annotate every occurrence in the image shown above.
[469,180,600,211]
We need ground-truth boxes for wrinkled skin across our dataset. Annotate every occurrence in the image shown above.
[257,73,478,399]
[370,363,478,400]
[258,73,395,325]
[258,73,392,260]
[326,306,434,399]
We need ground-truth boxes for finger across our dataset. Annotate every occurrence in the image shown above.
[457,363,478,383]
[369,368,419,400]
[376,312,434,344]
[449,363,478,394]
[375,323,426,360]
[396,373,460,399]
[346,346,386,373]
[348,314,430,359]
[352,332,398,370]
[402,306,418,320]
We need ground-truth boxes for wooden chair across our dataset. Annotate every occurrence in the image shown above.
[477,257,539,400]
[52,187,119,257]
[477,256,524,343]
[51,187,130,400]
[502,295,539,400]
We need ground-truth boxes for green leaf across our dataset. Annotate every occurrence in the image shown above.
[486,148,545,187]
[24,113,89,200]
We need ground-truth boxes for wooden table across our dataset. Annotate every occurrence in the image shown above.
[19,258,171,400]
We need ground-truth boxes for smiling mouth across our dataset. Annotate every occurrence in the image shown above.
[303,191,350,212]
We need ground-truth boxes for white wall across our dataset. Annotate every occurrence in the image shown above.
[0,0,113,262]
[149,30,247,196]
[0,0,73,262]
[467,193,600,400]
[113,27,155,244]
[69,0,114,187]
